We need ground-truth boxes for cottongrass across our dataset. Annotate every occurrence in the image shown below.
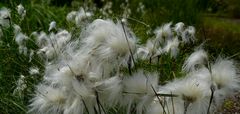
[0,4,238,114]
[48,21,56,32]
[0,7,11,28]
[13,75,27,98]
[29,67,40,75]
[28,18,239,114]
[211,58,240,107]
[182,49,208,72]
[16,4,26,20]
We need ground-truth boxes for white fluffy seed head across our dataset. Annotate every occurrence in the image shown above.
[48,21,56,31]
[66,11,77,22]
[154,22,173,43]
[183,49,208,72]
[123,70,158,95]
[0,7,11,28]
[75,7,92,26]
[182,26,196,43]
[177,78,209,102]
[212,58,239,94]
[174,22,185,35]
[15,32,28,45]
[13,24,21,35]
[121,70,158,114]
[36,31,49,47]
[163,37,179,58]
[16,4,26,19]
[29,85,66,114]
[29,67,40,75]
[95,76,123,107]
[82,19,136,62]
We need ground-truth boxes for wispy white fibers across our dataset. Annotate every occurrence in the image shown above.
[29,17,239,114]
[176,77,211,114]
[66,7,92,26]
[136,2,146,14]
[35,31,49,47]
[182,26,196,43]
[16,4,26,20]
[174,22,184,36]
[13,24,21,35]
[81,19,136,66]
[15,32,28,55]
[75,7,92,26]
[29,49,34,62]
[13,75,26,98]
[29,67,40,75]
[0,7,11,28]
[71,79,96,114]
[183,49,208,72]
[48,21,56,31]
[29,85,66,114]
[30,18,138,114]
[95,75,122,107]
[154,22,173,44]
[66,11,77,22]
[211,58,240,106]
[163,37,179,58]
[37,30,71,59]
[122,70,158,114]
[100,1,113,17]
[137,39,160,60]
[15,30,26,43]
[156,76,212,114]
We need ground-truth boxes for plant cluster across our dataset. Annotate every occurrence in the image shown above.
[0,1,239,114]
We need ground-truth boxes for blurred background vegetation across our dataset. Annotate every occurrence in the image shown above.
[0,0,239,113]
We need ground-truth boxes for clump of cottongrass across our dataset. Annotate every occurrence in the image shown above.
[155,75,213,114]
[137,39,160,61]
[48,21,56,32]
[37,30,71,59]
[100,1,113,17]
[29,67,40,75]
[0,7,11,28]
[176,78,211,114]
[15,32,28,55]
[122,70,159,114]
[28,15,239,114]
[162,37,180,58]
[13,24,21,35]
[154,22,173,44]
[211,58,240,107]
[136,2,145,14]
[183,49,208,72]
[35,31,49,48]
[66,11,77,22]
[75,7,92,26]
[13,75,27,98]
[94,75,123,107]
[174,22,185,36]
[181,26,196,43]
[16,4,26,20]
[66,7,92,26]
[81,19,136,66]
[29,85,66,114]
[28,49,34,62]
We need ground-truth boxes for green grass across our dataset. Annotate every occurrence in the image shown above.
[201,16,240,61]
